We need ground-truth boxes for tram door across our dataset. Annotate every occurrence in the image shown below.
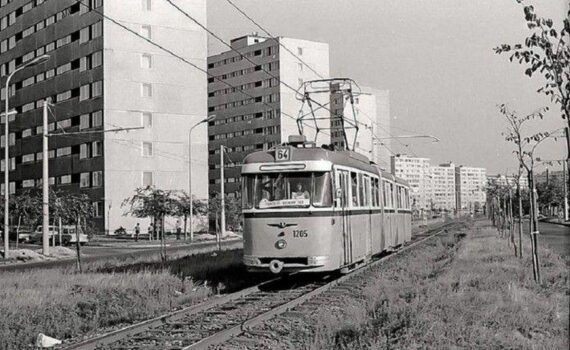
[336,169,352,266]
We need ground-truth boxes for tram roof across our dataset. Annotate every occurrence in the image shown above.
[243,146,409,187]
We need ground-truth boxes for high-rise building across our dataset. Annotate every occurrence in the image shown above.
[391,154,432,210]
[431,162,456,211]
[0,0,208,233]
[455,166,487,212]
[329,86,391,170]
[207,35,330,196]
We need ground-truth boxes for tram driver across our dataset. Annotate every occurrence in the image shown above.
[291,182,310,199]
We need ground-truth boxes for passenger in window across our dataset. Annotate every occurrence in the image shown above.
[292,183,309,199]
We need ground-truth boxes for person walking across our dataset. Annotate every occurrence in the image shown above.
[175,219,182,240]
[147,223,153,241]
[134,223,140,242]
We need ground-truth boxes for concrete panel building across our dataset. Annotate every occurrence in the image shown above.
[455,165,487,212]
[487,173,529,190]
[207,34,329,197]
[391,154,432,211]
[0,0,208,233]
[431,162,456,211]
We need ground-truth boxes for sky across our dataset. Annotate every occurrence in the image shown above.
[207,0,568,175]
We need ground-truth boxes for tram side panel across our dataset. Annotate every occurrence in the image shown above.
[371,211,384,255]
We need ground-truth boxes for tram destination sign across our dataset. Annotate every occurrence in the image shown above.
[275,146,291,162]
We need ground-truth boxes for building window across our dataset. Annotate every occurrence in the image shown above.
[22,129,32,138]
[142,142,153,157]
[297,47,303,55]
[80,114,90,129]
[80,172,90,188]
[59,175,72,185]
[92,110,102,127]
[93,201,104,218]
[92,141,102,157]
[141,83,152,97]
[56,147,72,157]
[142,0,152,11]
[142,112,152,127]
[80,143,91,159]
[91,51,102,68]
[141,25,151,39]
[91,81,102,97]
[22,154,34,163]
[298,63,303,71]
[142,171,153,186]
[141,53,152,69]
[22,179,35,188]
[91,21,102,39]
[79,84,90,101]
[92,171,102,187]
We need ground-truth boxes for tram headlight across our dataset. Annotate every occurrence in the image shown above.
[275,239,287,249]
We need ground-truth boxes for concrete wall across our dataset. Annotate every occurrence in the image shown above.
[278,37,330,145]
[103,0,207,232]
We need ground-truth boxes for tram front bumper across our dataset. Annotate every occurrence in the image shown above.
[243,255,329,272]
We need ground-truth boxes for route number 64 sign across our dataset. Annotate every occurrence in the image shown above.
[275,146,291,161]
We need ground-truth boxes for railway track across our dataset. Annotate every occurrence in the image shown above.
[62,220,464,350]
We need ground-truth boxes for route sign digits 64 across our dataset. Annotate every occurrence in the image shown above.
[275,146,291,162]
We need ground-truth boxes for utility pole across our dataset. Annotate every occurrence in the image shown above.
[562,162,568,221]
[42,99,50,255]
[219,145,226,240]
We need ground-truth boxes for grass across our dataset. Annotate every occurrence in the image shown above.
[0,246,266,350]
[306,221,568,349]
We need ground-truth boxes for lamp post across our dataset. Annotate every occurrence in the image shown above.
[188,115,215,241]
[3,54,49,259]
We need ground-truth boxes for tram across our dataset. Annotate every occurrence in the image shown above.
[241,135,412,274]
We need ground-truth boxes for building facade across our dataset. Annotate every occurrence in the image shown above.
[455,166,487,212]
[487,174,529,190]
[0,0,208,233]
[207,35,329,197]
[391,154,432,211]
[431,162,456,211]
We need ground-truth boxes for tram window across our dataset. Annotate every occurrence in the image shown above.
[242,176,255,209]
[313,172,332,207]
[382,182,388,207]
[363,176,370,207]
[371,178,378,207]
[350,172,358,207]
[388,183,396,208]
[358,174,365,207]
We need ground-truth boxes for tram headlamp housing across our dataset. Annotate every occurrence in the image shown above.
[275,239,287,249]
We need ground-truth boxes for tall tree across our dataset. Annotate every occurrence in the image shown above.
[172,191,208,240]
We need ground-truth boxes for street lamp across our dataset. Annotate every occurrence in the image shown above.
[3,54,50,258]
[188,115,215,241]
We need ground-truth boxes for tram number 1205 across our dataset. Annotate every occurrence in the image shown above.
[293,230,308,238]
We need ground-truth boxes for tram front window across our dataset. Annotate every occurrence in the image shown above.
[243,172,332,209]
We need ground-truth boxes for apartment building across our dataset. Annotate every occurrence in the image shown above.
[0,0,208,232]
[207,34,330,196]
[431,162,456,211]
[455,166,487,211]
[329,86,391,170]
[391,154,432,210]
[487,174,529,189]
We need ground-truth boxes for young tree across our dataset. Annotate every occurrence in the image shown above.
[499,104,556,283]
[172,191,208,241]
[60,193,95,273]
[11,191,41,248]
[208,194,242,234]
[122,187,177,261]
[494,0,570,193]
